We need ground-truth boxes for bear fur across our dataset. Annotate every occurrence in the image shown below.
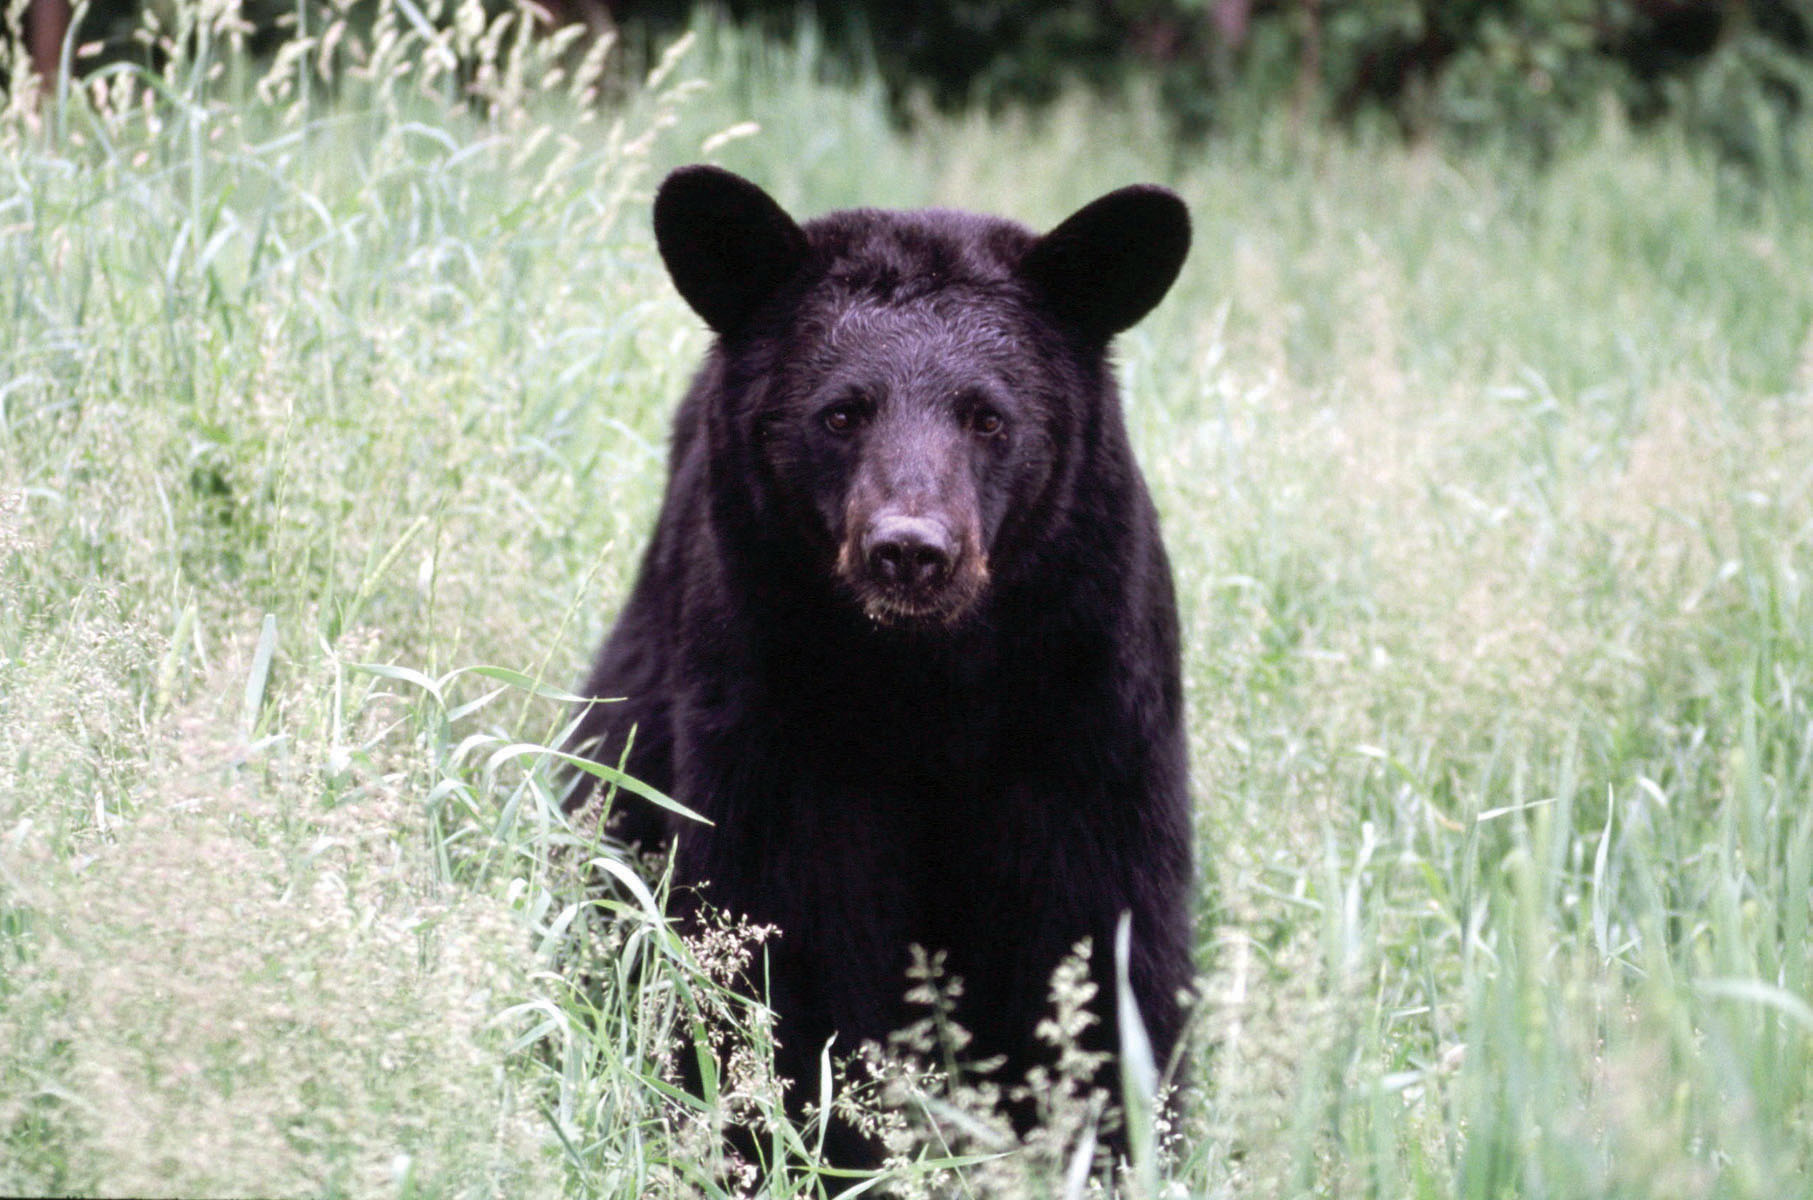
[569,165,1194,1165]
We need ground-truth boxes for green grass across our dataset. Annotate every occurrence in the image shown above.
[3,4,1813,1196]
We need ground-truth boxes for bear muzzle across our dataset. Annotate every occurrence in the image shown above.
[838,511,988,627]
[863,515,955,591]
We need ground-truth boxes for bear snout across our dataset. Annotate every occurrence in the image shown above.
[862,514,955,591]
[836,508,987,627]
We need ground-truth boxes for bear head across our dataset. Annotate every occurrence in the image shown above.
[653,165,1190,629]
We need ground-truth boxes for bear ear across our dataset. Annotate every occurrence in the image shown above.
[654,165,809,335]
[1021,185,1191,341]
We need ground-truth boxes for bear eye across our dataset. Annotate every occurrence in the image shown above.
[822,404,864,435]
[969,408,1006,438]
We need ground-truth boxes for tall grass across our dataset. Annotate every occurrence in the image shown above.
[3,4,1812,1196]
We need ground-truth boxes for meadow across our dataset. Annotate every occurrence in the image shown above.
[2,5,1812,1196]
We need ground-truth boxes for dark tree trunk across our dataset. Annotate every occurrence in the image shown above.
[28,0,71,88]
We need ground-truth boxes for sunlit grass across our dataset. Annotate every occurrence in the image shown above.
[3,3,1812,1196]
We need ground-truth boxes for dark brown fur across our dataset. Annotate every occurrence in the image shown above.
[569,167,1196,1167]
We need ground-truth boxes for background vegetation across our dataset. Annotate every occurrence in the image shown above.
[16,0,1813,163]
[3,2,1813,1197]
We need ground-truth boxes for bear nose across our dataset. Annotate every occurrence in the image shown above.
[863,515,954,590]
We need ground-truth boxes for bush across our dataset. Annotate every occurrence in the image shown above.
[14,0,1813,159]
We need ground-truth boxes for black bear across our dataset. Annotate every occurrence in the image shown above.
[570,165,1194,1166]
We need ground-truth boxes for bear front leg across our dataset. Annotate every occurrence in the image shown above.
[669,749,923,1169]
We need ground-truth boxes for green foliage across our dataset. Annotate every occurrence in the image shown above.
[22,0,1813,161]
[626,1,1813,162]
[5,3,1813,1196]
